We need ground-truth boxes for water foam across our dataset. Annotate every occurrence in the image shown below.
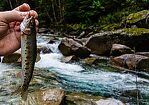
[35,53,84,75]
[0,63,14,75]
[35,53,149,96]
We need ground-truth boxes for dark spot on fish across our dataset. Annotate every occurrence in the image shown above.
[25,62,29,65]
[25,67,29,69]
[26,56,30,59]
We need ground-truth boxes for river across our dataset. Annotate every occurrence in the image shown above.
[0,34,149,105]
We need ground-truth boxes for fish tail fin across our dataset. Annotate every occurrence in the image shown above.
[11,86,22,95]
[21,90,28,101]
[11,86,28,101]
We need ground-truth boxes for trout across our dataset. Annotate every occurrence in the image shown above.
[16,15,37,100]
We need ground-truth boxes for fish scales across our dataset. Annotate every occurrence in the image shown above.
[20,16,37,100]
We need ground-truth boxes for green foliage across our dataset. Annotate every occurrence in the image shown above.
[0,0,8,10]
[67,24,87,31]
[98,24,120,31]
[0,0,148,30]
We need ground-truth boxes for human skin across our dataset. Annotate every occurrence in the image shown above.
[0,3,38,55]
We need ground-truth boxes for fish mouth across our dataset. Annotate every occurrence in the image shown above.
[20,16,33,34]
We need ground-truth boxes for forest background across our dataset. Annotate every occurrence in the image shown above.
[0,0,149,33]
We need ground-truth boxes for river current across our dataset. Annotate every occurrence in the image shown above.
[0,34,149,105]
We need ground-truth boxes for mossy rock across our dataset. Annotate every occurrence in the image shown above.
[119,28,149,36]
[85,28,149,55]
[111,28,149,51]
[98,24,120,31]
[121,10,149,28]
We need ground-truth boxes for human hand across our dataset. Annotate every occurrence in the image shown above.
[0,3,38,55]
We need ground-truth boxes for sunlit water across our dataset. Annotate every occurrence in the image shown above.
[0,34,149,105]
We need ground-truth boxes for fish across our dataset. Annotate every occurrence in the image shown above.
[15,15,37,100]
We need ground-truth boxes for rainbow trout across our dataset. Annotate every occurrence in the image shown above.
[17,15,37,100]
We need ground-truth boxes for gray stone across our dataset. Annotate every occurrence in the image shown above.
[110,44,134,56]
[85,28,149,55]
[59,38,91,58]
[96,98,125,105]
[19,88,65,105]
[111,54,149,71]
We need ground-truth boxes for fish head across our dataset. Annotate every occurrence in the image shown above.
[20,16,34,33]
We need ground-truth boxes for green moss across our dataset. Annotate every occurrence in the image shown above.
[98,23,120,31]
[126,10,149,24]
[67,24,87,31]
[115,28,149,36]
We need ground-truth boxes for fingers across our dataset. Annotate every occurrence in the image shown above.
[2,10,38,23]
[35,19,39,27]
[14,19,39,32]
[1,3,38,23]
[34,19,39,32]
[29,10,38,19]
[14,3,30,11]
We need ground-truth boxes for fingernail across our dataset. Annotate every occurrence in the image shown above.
[23,3,30,8]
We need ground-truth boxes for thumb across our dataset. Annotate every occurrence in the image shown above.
[2,10,29,23]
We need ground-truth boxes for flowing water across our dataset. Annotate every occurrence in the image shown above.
[0,34,149,105]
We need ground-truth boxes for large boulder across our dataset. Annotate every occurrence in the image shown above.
[96,98,125,105]
[81,56,109,65]
[111,54,149,71]
[2,49,41,63]
[121,10,149,28]
[66,92,125,105]
[38,28,49,33]
[58,38,91,58]
[2,52,21,63]
[110,44,134,56]
[19,88,65,105]
[85,28,149,55]
[38,46,52,54]
[65,92,102,105]
[61,55,78,63]
[136,52,149,57]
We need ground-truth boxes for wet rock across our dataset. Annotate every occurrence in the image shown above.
[111,54,149,71]
[81,56,109,65]
[81,57,99,65]
[136,52,149,57]
[77,31,85,39]
[47,37,58,44]
[58,38,91,58]
[61,55,78,63]
[69,31,80,36]
[85,28,149,55]
[121,10,149,28]
[2,49,41,63]
[65,92,102,105]
[38,28,49,33]
[85,32,112,55]
[2,52,21,63]
[38,46,52,54]
[20,88,65,105]
[48,39,56,44]
[121,89,141,99]
[110,44,134,57]
[96,98,125,105]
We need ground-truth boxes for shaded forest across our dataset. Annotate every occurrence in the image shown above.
[0,0,149,32]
